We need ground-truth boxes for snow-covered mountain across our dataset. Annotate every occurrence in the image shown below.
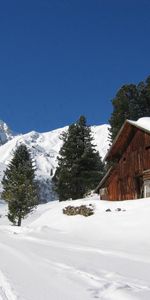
[0,122,110,201]
[0,120,15,145]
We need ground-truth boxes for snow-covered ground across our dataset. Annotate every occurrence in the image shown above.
[0,195,150,300]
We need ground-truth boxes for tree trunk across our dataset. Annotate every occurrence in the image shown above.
[17,215,22,226]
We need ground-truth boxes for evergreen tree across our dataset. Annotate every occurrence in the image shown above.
[138,76,150,116]
[2,144,38,226]
[109,84,138,142]
[53,116,105,201]
[109,76,150,143]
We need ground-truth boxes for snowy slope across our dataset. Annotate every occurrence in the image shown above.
[0,124,110,201]
[0,195,150,299]
[91,124,110,159]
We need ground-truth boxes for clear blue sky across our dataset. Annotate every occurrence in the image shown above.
[0,0,150,133]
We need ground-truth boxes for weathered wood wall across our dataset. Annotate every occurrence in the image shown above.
[101,129,150,200]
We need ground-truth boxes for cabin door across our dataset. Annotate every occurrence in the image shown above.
[135,176,143,198]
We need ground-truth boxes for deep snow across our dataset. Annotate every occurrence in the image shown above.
[0,195,150,299]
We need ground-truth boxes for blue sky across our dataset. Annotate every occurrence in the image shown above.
[0,0,150,133]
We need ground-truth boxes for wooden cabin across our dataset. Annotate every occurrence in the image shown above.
[96,118,150,200]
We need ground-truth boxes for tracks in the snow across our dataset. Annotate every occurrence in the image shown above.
[40,259,150,300]
[0,270,17,300]
[18,233,150,264]
[0,231,150,300]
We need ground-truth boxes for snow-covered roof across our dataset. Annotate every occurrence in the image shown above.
[128,117,150,133]
[104,117,150,162]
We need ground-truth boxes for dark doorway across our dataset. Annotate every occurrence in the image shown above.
[134,176,143,198]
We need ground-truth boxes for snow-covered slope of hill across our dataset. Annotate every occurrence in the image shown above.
[0,123,110,201]
[0,120,15,145]
[0,195,150,299]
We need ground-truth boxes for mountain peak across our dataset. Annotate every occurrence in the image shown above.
[0,120,14,145]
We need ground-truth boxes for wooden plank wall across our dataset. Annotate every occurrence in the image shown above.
[101,129,150,200]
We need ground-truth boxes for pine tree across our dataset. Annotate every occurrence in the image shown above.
[138,76,150,117]
[2,144,38,226]
[109,76,150,143]
[109,84,138,142]
[53,116,105,201]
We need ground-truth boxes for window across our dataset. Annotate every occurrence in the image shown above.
[144,180,150,197]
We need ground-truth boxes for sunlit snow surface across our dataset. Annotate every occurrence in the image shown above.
[0,195,150,299]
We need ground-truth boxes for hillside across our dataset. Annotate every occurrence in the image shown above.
[0,123,110,201]
[0,196,150,299]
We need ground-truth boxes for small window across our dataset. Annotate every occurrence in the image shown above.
[144,180,150,197]
[100,188,107,196]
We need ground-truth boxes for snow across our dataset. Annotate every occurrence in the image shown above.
[129,117,150,132]
[0,195,150,299]
[91,124,110,159]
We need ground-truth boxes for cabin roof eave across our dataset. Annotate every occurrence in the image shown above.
[105,120,150,161]
[95,166,113,192]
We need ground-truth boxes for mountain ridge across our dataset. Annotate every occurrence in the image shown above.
[0,121,110,201]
